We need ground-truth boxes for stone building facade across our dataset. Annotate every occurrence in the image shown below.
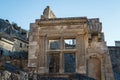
[0,33,14,52]
[108,41,120,80]
[28,6,114,80]
[0,18,29,52]
[0,19,29,73]
[0,33,28,52]
[12,36,28,52]
[115,41,120,47]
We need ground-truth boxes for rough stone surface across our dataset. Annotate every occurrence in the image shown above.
[28,6,114,80]
[108,46,120,80]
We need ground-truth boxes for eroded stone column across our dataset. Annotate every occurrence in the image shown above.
[59,37,64,73]
[28,23,39,69]
[59,52,64,73]
[76,34,86,74]
[37,34,47,73]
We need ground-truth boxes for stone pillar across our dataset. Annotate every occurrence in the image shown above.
[59,37,64,73]
[44,36,48,73]
[76,34,86,74]
[37,34,47,73]
[59,52,64,73]
[28,23,39,69]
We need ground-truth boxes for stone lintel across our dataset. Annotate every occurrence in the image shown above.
[39,33,47,37]
[36,17,87,26]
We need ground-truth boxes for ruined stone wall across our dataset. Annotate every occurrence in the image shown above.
[86,19,114,80]
[28,6,114,80]
[28,23,39,68]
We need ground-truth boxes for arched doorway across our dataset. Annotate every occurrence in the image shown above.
[88,56,101,80]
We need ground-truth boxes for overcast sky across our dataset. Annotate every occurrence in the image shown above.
[0,0,120,46]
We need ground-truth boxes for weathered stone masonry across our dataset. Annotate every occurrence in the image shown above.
[28,6,114,80]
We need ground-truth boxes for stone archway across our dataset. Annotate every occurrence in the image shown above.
[88,55,101,80]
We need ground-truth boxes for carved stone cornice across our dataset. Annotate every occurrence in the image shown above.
[36,17,87,26]
[87,18,102,34]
